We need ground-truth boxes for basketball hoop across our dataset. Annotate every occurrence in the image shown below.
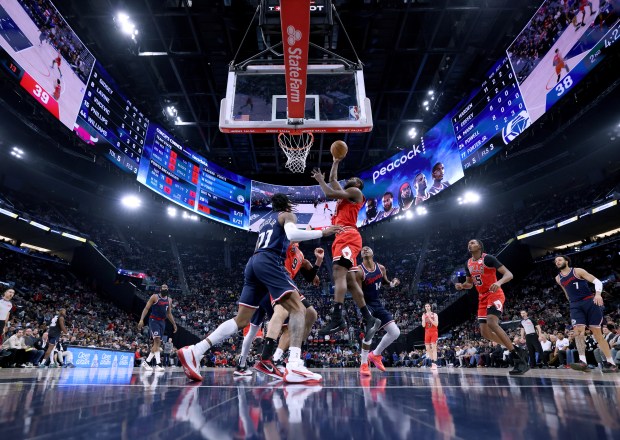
[278,132,314,173]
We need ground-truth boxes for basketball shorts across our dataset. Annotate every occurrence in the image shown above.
[239,252,299,310]
[570,298,604,327]
[48,335,59,344]
[477,291,505,323]
[149,319,166,338]
[332,228,362,270]
[365,301,394,330]
[425,329,438,344]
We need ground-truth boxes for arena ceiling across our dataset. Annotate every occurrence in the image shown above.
[39,0,545,181]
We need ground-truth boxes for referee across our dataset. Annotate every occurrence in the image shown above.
[520,310,543,368]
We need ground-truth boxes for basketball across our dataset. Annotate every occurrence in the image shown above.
[330,140,348,160]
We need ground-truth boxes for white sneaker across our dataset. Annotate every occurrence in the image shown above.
[284,361,322,383]
[431,363,438,371]
[155,364,165,372]
[177,346,203,381]
[141,361,153,371]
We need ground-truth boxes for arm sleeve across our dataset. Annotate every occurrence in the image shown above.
[283,222,323,241]
[484,255,503,269]
[299,265,320,283]
[464,265,471,276]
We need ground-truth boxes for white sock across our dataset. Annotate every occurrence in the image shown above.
[146,353,154,362]
[361,349,369,364]
[579,354,587,363]
[196,318,239,356]
[154,351,161,365]
[240,324,259,367]
[288,347,301,363]
[372,323,400,356]
[607,355,616,364]
[273,348,284,362]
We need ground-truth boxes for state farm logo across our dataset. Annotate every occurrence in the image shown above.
[287,25,301,46]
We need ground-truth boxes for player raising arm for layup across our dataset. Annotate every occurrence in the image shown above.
[455,239,529,375]
[311,160,382,341]
[554,255,617,373]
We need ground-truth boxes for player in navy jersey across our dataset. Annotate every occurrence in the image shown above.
[177,194,342,383]
[455,239,529,375]
[138,284,177,371]
[554,255,617,372]
[355,246,401,376]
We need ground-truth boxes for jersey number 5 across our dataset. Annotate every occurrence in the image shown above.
[474,275,483,286]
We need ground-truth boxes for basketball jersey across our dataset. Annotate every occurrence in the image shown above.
[360,261,383,302]
[254,212,290,260]
[465,253,504,295]
[425,313,437,330]
[0,298,12,321]
[558,268,592,303]
[150,294,170,320]
[284,243,304,279]
[332,197,364,228]
[48,314,61,337]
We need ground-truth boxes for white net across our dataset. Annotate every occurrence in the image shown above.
[278,132,314,173]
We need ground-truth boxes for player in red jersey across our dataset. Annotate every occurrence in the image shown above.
[50,53,62,78]
[454,239,529,375]
[553,49,570,83]
[422,303,439,371]
[578,0,595,26]
[53,79,61,100]
[311,160,382,340]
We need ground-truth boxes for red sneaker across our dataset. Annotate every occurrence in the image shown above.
[254,359,284,379]
[368,352,386,372]
[360,362,371,377]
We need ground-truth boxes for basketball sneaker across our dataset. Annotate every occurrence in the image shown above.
[602,362,618,373]
[431,362,438,371]
[155,364,165,372]
[318,316,347,336]
[363,317,383,343]
[508,347,530,376]
[368,352,386,372]
[569,361,591,372]
[141,360,153,371]
[254,359,284,379]
[360,362,371,377]
[284,360,322,383]
[234,364,253,377]
[177,346,203,381]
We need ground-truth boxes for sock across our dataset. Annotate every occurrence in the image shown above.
[579,354,587,363]
[195,339,211,357]
[606,355,616,364]
[196,318,238,356]
[360,306,372,321]
[240,325,259,367]
[373,323,400,355]
[146,352,154,362]
[273,348,284,362]
[333,302,343,317]
[261,337,277,361]
[154,352,161,365]
[288,347,301,363]
[361,349,369,364]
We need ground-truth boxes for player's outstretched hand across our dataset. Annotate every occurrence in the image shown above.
[455,283,464,291]
[390,278,400,288]
[311,168,325,183]
[489,282,500,292]
[313,276,320,287]
[593,294,604,306]
[321,225,344,236]
[173,325,178,333]
[137,321,144,331]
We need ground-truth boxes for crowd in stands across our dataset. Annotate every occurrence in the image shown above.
[0,248,154,368]
[0,171,618,370]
